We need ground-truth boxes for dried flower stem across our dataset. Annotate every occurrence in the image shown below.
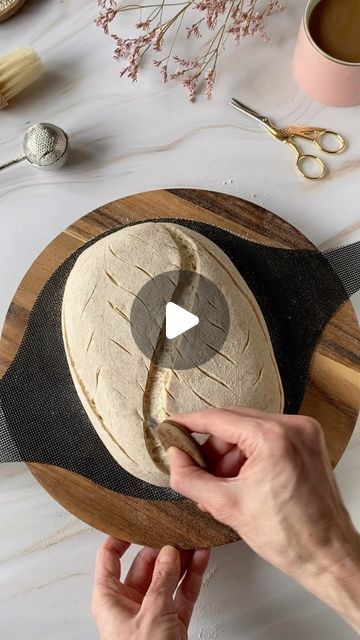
[96,0,285,99]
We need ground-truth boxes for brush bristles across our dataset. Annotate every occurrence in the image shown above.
[0,47,43,102]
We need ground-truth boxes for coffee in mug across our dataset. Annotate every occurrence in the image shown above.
[309,0,360,64]
[293,0,360,106]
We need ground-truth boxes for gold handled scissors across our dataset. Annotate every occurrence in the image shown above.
[229,98,346,180]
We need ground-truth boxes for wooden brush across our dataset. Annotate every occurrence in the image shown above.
[0,47,43,109]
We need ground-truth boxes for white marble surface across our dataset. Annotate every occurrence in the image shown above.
[0,0,359,638]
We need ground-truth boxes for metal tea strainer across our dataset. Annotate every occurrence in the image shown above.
[0,122,69,171]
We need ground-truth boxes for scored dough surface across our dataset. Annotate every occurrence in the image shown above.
[62,222,284,486]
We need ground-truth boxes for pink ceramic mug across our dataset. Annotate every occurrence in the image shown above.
[293,0,360,107]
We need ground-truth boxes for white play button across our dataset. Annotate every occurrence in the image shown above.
[130,269,229,368]
[165,302,199,340]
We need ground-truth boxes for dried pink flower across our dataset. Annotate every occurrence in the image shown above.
[205,67,215,99]
[96,0,285,99]
[161,65,168,82]
[151,30,164,53]
[183,76,199,101]
[136,19,151,30]
[186,23,202,38]
[95,9,117,35]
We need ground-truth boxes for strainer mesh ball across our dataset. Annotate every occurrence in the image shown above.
[23,123,68,167]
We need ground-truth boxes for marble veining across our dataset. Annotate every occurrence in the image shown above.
[0,0,359,638]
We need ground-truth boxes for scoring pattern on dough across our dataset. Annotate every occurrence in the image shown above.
[62,223,284,487]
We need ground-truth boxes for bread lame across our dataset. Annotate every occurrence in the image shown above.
[155,420,208,470]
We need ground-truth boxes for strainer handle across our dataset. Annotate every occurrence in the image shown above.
[0,154,26,172]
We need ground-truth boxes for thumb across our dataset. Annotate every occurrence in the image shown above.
[142,546,180,609]
[168,446,225,505]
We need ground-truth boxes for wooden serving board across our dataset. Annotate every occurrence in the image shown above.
[1,189,359,549]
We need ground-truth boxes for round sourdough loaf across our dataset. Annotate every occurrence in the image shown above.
[62,222,284,486]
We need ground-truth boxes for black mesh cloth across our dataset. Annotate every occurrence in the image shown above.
[0,219,352,500]
[324,241,360,297]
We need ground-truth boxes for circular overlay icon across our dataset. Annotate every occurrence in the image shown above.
[130,270,230,370]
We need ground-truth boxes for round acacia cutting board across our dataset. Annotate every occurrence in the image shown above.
[1,189,359,549]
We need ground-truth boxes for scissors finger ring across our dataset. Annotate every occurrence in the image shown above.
[296,154,326,181]
[314,130,346,154]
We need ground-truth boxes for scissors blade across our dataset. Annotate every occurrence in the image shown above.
[229,98,276,133]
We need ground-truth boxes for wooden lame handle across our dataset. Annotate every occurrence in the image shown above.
[156,420,208,469]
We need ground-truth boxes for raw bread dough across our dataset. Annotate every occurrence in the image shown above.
[62,222,284,486]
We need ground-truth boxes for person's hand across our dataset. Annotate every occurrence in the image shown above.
[167,407,360,632]
[92,536,210,640]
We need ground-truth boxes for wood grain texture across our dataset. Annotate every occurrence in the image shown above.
[0,189,359,548]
